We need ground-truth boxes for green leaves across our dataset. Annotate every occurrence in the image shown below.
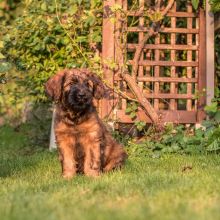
[207,138,220,151]
[214,111,220,123]
[67,4,78,15]
[126,102,138,119]
[0,53,5,59]
[134,121,146,131]
[126,113,220,157]
[148,11,163,22]
[1,0,103,102]
[204,102,218,114]
[77,0,83,5]
[0,62,12,73]
[205,126,220,152]
[0,41,5,59]
[0,41,4,48]
[85,15,96,27]
[126,103,147,131]
[41,2,47,11]
[204,100,220,125]
[0,73,7,84]
[209,0,220,13]
[110,4,122,12]
[191,0,200,10]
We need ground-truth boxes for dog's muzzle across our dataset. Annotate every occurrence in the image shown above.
[75,91,88,103]
[67,85,93,111]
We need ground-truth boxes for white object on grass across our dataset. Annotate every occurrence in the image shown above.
[49,107,57,150]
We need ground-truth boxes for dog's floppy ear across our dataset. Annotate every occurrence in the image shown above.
[89,74,106,100]
[45,70,66,101]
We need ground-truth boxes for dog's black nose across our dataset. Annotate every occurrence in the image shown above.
[77,90,86,99]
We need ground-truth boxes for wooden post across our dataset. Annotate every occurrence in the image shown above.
[49,108,57,151]
[101,0,115,119]
[197,8,206,122]
[206,0,215,105]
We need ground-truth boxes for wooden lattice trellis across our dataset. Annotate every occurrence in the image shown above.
[101,0,206,124]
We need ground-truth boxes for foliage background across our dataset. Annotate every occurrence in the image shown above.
[0,0,220,152]
[0,0,103,124]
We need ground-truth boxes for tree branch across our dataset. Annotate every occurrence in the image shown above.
[122,74,159,123]
[121,0,175,125]
[161,0,175,17]
[131,0,175,79]
[131,28,156,78]
[155,0,162,10]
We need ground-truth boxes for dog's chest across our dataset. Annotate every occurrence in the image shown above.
[56,115,100,136]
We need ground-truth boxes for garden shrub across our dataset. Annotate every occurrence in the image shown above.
[0,0,103,103]
[0,0,220,155]
[0,0,103,124]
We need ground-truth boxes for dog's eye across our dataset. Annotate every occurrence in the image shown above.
[86,80,93,89]
[71,78,79,84]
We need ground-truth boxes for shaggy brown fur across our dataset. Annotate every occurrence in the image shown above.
[45,69,127,179]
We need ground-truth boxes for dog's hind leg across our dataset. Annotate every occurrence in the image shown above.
[103,154,127,172]
[103,142,127,172]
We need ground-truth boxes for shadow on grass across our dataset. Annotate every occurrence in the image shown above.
[0,157,36,178]
[0,122,54,178]
[0,149,56,178]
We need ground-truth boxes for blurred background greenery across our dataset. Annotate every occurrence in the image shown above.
[0,0,103,140]
[0,0,220,150]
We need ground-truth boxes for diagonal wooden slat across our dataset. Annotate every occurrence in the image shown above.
[101,0,206,124]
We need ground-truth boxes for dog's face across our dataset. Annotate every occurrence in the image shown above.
[45,69,105,112]
[64,74,94,111]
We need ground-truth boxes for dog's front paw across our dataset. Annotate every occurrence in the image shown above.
[91,161,101,171]
[62,171,76,180]
[85,169,100,177]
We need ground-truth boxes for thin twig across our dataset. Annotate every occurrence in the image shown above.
[161,0,175,17]
[131,28,156,78]
[103,80,138,102]
[123,74,159,123]
[155,0,162,10]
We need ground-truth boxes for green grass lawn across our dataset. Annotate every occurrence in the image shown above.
[1,125,220,220]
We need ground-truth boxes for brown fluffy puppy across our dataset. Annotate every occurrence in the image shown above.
[45,69,127,179]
